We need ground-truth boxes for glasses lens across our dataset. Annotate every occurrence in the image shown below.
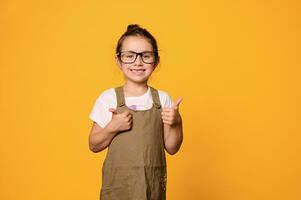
[120,52,136,63]
[141,52,155,64]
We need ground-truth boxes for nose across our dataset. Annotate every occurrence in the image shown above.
[134,54,143,65]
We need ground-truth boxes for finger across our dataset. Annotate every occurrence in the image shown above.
[126,115,132,122]
[162,108,173,112]
[162,110,175,116]
[161,116,172,121]
[122,110,131,117]
[162,119,172,125]
[161,111,166,116]
[161,113,171,119]
[161,109,173,116]
[173,97,183,109]
[108,108,117,114]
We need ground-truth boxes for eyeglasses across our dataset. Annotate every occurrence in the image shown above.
[117,51,157,64]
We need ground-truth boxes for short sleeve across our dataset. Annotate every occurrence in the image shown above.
[158,90,174,108]
[89,88,116,128]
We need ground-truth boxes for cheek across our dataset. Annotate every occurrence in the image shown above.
[120,64,130,70]
[146,65,155,72]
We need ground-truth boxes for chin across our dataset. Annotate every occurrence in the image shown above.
[127,77,149,84]
[124,73,152,83]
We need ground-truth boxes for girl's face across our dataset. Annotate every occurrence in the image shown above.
[116,36,158,85]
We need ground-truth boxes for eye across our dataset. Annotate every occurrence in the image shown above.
[121,52,135,58]
[125,54,134,58]
[142,53,153,58]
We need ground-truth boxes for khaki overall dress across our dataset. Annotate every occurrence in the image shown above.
[100,86,167,200]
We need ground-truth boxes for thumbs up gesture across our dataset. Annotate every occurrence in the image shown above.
[161,97,183,127]
[107,108,132,132]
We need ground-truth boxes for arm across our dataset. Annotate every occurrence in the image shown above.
[161,98,184,155]
[88,122,119,153]
[88,109,132,153]
[163,116,183,155]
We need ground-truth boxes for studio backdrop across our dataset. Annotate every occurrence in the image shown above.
[0,0,300,199]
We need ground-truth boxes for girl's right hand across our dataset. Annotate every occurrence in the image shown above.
[107,108,132,133]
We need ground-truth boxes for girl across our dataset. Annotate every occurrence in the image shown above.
[88,24,183,200]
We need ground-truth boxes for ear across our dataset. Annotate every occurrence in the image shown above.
[153,56,160,69]
[115,55,122,70]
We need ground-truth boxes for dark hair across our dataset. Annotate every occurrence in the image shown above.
[116,24,160,65]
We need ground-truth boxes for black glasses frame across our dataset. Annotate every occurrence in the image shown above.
[117,51,158,64]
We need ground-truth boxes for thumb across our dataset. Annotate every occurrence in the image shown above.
[173,97,183,109]
[108,108,117,115]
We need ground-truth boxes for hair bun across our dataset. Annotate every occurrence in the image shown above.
[127,24,141,31]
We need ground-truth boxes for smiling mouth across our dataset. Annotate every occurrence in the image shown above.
[130,69,146,72]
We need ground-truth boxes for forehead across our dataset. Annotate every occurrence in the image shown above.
[121,36,153,52]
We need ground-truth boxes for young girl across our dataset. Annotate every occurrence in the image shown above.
[88,24,183,200]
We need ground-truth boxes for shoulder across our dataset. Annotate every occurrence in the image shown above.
[92,87,118,109]
[157,89,171,99]
[94,87,116,103]
[89,87,117,128]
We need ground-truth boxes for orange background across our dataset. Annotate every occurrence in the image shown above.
[0,0,300,199]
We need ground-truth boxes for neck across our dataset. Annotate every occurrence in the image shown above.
[123,81,149,97]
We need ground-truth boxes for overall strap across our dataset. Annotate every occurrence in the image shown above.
[150,87,162,109]
[115,86,125,107]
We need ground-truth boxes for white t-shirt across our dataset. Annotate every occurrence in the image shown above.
[89,86,174,128]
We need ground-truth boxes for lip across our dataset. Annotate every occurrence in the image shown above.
[130,69,146,71]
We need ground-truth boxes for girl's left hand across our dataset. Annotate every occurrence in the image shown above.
[161,97,183,127]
